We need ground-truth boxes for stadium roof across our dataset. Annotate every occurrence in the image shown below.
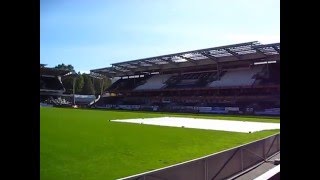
[40,65,72,76]
[91,41,280,77]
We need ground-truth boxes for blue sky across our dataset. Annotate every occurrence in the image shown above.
[40,0,280,73]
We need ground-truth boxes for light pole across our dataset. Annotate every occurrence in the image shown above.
[89,72,107,96]
[68,72,79,106]
[73,76,76,105]
[100,77,104,96]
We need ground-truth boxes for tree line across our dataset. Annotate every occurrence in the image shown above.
[54,63,111,95]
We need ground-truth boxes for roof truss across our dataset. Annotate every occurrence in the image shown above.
[91,41,280,77]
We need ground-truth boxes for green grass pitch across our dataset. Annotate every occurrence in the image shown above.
[40,107,280,180]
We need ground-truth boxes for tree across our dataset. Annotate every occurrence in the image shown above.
[93,77,111,95]
[82,74,95,95]
[54,63,75,72]
[62,76,74,94]
[75,73,84,94]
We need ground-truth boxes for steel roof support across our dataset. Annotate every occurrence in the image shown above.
[177,55,198,65]
[224,48,241,59]
[254,48,268,57]
[200,52,221,80]
[142,60,162,68]
[160,57,179,67]
[273,46,280,53]
[113,64,134,72]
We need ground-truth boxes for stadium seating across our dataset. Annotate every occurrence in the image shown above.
[95,63,279,114]
[107,76,150,91]
[207,65,264,87]
[165,71,216,89]
[106,64,277,91]
[134,74,172,90]
[255,63,280,85]
[40,76,64,90]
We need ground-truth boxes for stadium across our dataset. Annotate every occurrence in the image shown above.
[40,41,280,180]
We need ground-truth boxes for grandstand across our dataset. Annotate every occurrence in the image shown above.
[41,65,103,107]
[40,64,73,106]
[91,41,280,116]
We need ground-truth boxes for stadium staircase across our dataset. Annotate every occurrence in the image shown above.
[89,95,101,106]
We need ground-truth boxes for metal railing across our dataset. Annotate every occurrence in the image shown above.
[119,133,280,180]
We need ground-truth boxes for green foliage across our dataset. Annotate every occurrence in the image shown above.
[61,76,74,94]
[93,77,111,95]
[103,78,111,90]
[75,73,84,94]
[41,108,279,180]
[54,63,75,72]
[53,63,111,95]
[82,74,95,95]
